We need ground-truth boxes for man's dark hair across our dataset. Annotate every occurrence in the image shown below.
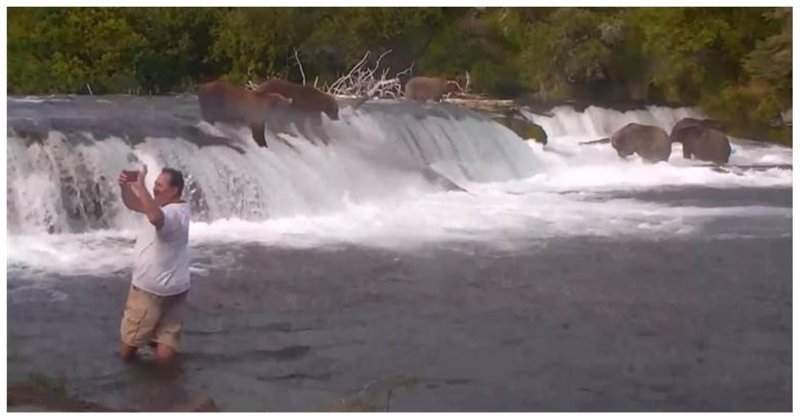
[162,168,185,197]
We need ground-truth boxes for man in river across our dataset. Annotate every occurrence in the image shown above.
[117,165,191,364]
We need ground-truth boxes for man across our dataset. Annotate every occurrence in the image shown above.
[117,165,191,364]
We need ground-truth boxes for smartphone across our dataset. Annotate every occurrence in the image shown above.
[122,170,139,182]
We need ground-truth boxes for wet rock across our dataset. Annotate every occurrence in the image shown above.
[493,110,548,145]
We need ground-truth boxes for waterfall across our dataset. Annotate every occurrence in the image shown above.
[7,96,540,235]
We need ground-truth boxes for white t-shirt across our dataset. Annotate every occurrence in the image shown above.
[132,202,191,296]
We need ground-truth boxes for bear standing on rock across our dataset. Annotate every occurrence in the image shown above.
[198,79,292,148]
[256,79,340,121]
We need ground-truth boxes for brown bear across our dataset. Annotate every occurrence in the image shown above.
[610,122,672,163]
[198,80,292,148]
[255,79,339,121]
[404,77,461,102]
[669,118,731,164]
[669,117,724,138]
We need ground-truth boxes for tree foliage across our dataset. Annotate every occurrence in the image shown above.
[7,7,792,143]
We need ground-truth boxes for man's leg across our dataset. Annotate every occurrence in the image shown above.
[119,285,160,361]
[154,343,176,364]
[119,342,138,361]
[152,290,188,365]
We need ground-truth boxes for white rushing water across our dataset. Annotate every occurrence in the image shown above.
[6,99,793,277]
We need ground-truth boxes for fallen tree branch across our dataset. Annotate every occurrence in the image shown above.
[293,49,306,86]
[244,49,413,102]
[326,50,412,100]
[245,80,259,90]
[579,138,611,145]
[327,51,371,95]
[441,97,516,112]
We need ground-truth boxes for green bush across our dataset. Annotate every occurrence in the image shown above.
[7,7,792,144]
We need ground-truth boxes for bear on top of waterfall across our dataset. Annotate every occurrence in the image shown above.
[198,79,292,148]
[404,77,462,102]
[255,79,340,121]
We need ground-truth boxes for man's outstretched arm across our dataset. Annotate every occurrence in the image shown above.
[119,173,144,212]
[129,165,165,229]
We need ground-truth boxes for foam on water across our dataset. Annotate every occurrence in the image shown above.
[6,98,792,278]
[520,106,793,191]
[7,186,791,277]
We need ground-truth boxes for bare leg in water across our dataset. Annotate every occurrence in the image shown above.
[154,343,176,365]
[119,342,138,361]
[119,341,176,364]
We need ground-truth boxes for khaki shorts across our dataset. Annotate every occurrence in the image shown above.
[119,284,189,350]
